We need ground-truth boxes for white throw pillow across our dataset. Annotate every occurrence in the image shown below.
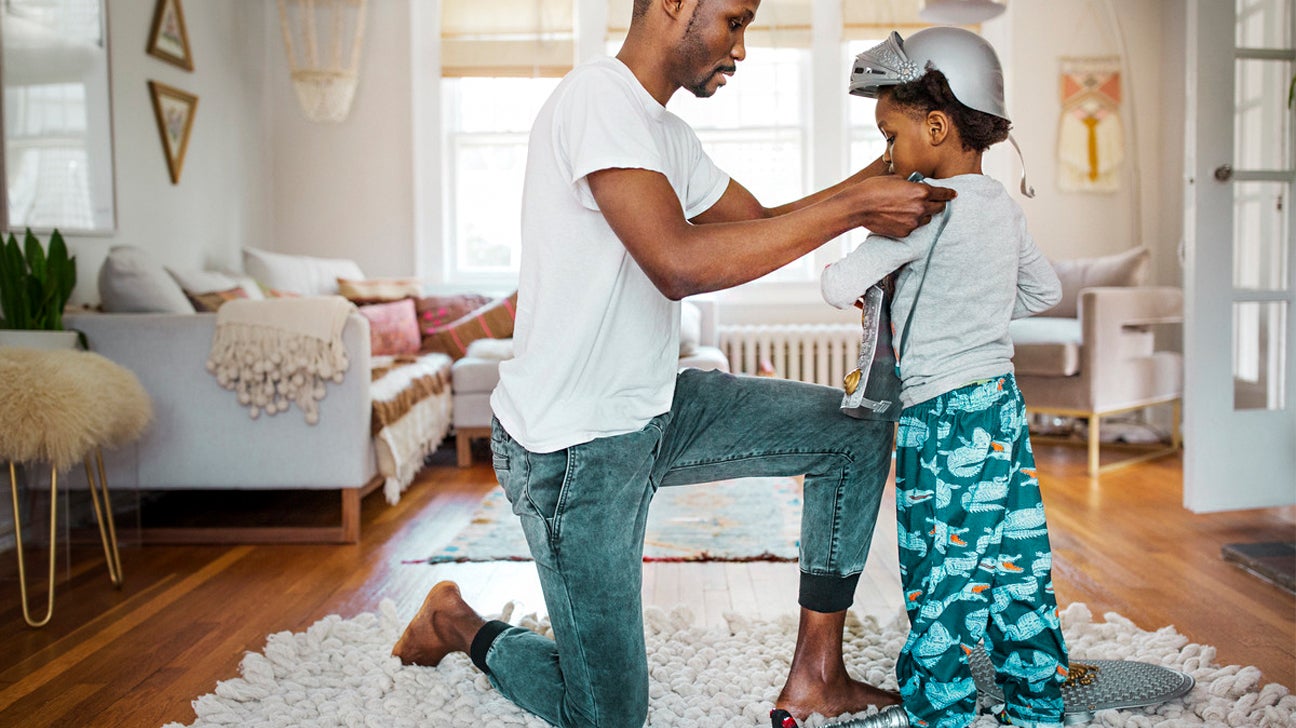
[464,337,515,361]
[243,247,364,296]
[679,301,702,358]
[98,246,195,313]
[164,266,237,295]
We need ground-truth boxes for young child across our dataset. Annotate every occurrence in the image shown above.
[822,28,1069,728]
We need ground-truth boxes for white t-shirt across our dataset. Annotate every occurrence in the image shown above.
[491,56,730,453]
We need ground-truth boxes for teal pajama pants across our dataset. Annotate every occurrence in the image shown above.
[894,375,1068,728]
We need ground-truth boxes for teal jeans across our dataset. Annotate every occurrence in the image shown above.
[894,375,1068,728]
[478,368,895,728]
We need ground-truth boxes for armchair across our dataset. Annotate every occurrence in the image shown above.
[1010,247,1183,476]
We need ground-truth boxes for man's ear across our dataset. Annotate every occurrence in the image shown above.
[661,0,688,21]
[925,111,950,146]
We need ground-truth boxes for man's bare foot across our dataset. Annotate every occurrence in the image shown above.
[772,607,903,723]
[774,675,901,724]
[392,581,487,666]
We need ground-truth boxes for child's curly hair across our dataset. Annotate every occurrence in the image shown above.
[888,68,1010,153]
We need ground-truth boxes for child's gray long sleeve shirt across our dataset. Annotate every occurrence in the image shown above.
[822,174,1061,408]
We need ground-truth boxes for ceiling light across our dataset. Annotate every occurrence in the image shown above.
[919,0,1006,25]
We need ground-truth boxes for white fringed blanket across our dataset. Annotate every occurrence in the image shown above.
[206,296,355,424]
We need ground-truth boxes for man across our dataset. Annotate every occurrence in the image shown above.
[393,1,954,726]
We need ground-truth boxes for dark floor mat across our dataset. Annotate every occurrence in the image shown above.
[1221,541,1296,594]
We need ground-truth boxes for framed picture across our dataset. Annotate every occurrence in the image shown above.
[147,0,194,71]
[148,81,198,184]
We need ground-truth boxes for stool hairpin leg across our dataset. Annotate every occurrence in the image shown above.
[85,448,123,587]
[8,460,57,628]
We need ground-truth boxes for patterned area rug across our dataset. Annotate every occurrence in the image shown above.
[426,476,803,563]
[162,602,1296,727]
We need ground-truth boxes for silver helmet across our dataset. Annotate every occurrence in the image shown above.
[849,27,1009,122]
[849,27,1035,197]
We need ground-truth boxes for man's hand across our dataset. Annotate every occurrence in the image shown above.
[847,175,956,239]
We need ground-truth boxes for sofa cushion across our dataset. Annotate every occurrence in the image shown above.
[167,266,266,304]
[187,287,250,312]
[415,293,492,332]
[98,246,196,313]
[1047,246,1149,318]
[464,337,515,361]
[359,299,421,356]
[243,247,364,296]
[165,266,238,294]
[1010,317,1081,376]
[451,355,504,393]
[420,292,518,359]
[338,277,423,303]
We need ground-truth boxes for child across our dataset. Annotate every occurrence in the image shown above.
[822,28,1068,728]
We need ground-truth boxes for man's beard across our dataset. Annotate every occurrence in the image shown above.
[678,0,734,98]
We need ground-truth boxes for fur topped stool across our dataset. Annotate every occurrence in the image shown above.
[0,347,152,627]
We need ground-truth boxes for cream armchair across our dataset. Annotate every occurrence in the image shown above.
[1010,247,1183,476]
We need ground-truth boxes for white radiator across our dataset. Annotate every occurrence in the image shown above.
[718,324,860,387]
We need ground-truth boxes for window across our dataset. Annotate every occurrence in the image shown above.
[671,47,812,283]
[443,77,558,281]
[431,1,946,290]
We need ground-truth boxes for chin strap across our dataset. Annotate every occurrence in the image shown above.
[1007,133,1035,198]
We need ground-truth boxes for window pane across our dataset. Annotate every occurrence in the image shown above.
[1236,0,1293,49]
[1234,181,1291,290]
[444,77,560,278]
[672,48,811,281]
[1234,58,1293,171]
[1234,300,1288,410]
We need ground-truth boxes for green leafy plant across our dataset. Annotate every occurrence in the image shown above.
[0,228,77,331]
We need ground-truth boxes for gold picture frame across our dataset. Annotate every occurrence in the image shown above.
[146,0,194,71]
[148,81,198,184]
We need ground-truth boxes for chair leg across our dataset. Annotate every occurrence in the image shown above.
[1087,414,1101,477]
[7,461,57,628]
[1171,399,1182,451]
[84,449,123,588]
[456,432,473,467]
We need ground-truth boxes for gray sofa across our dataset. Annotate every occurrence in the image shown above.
[63,310,454,542]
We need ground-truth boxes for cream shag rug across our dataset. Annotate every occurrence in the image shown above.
[163,602,1295,728]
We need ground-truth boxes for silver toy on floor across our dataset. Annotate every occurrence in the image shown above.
[771,643,1196,728]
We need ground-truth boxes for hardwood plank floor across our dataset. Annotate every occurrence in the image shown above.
[0,444,1291,727]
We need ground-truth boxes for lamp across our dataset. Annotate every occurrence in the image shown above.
[277,0,368,123]
[919,0,1006,24]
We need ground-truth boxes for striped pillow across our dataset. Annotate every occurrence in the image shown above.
[419,292,518,359]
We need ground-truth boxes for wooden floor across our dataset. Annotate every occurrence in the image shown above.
[0,444,1292,727]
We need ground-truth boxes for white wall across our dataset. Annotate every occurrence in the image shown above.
[64,0,271,306]
[267,1,415,279]
[998,0,1184,287]
[52,1,1189,307]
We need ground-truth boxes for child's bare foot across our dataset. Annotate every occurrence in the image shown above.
[392,581,486,666]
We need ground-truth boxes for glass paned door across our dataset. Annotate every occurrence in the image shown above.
[1183,0,1296,510]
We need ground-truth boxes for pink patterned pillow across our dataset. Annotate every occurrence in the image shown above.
[359,299,421,356]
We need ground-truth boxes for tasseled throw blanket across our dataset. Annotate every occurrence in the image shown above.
[206,296,355,424]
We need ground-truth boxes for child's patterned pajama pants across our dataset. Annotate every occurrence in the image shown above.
[894,375,1069,728]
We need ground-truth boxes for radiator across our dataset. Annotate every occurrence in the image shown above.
[718,323,860,387]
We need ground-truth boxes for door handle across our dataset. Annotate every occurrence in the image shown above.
[1214,164,1233,182]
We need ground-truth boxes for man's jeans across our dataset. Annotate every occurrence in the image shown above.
[479,368,894,728]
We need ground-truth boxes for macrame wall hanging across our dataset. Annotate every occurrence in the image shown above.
[277,0,368,123]
[1057,55,1125,192]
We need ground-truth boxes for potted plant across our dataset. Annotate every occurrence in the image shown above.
[0,228,81,349]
